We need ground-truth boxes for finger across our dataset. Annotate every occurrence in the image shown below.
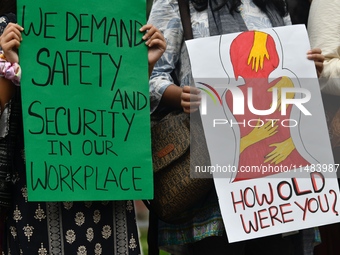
[266,126,278,135]
[147,30,164,41]
[315,54,325,63]
[264,151,280,164]
[139,24,153,33]
[315,62,323,71]
[147,39,166,53]
[307,48,322,55]
[145,33,164,46]
[183,102,200,110]
[259,55,263,70]
[265,144,278,156]
[268,130,278,136]
[181,92,201,103]
[247,55,252,66]
[268,121,278,130]
[182,102,201,108]
[2,40,21,52]
[6,22,24,31]
[1,33,21,46]
[181,101,191,109]
[264,52,269,60]
[264,154,275,163]
[143,28,158,41]
[271,153,284,164]
[182,85,201,95]
[147,39,166,52]
[263,120,276,129]
[255,57,259,72]
[141,26,158,40]
[254,118,262,128]
[307,54,325,63]
[3,26,23,40]
[183,106,199,113]
[181,88,202,101]
[307,47,324,63]
[274,156,285,164]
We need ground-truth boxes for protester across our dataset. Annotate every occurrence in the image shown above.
[308,0,340,254]
[0,2,166,254]
[0,3,18,253]
[308,0,340,96]
[147,0,324,254]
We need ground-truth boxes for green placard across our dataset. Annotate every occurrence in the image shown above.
[17,0,153,201]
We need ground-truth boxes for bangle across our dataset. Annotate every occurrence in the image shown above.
[0,52,7,61]
[0,50,21,86]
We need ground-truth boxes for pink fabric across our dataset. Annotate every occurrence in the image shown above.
[0,52,21,86]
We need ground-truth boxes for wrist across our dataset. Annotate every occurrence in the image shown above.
[161,84,183,109]
[0,51,21,86]
[3,50,19,64]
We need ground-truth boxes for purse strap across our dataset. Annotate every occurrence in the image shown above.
[178,0,193,40]
[169,0,193,86]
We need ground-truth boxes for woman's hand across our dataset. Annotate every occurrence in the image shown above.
[0,22,23,64]
[140,24,166,76]
[181,85,201,113]
[307,48,324,78]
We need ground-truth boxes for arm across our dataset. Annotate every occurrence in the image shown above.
[148,0,184,113]
[0,22,23,111]
[308,0,340,94]
[140,24,166,77]
[148,0,201,113]
[264,137,295,164]
[307,48,324,78]
[0,22,23,87]
[240,120,278,153]
[247,31,269,72]
[0,76,14,112]
[0,22,23,63]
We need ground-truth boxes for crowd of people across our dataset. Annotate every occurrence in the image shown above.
[0,0,339,254]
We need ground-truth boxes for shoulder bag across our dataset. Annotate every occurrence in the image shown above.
[145,0,214,223]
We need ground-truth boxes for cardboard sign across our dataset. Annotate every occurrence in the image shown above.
[186,25,340,242]
[17,0,153,201]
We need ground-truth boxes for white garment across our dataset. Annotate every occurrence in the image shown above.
[308,0,340,95]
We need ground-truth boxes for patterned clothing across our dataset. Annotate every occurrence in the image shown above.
[239,0,291,30]
[148,0,317,254]
[148,0,291,114]
[1,15,141,255]
[0,12,18,217]
[5,143,141,255]
[0,14,16,35]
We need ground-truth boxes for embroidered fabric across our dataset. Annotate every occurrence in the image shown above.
[0,102,10,138]
[0,12,18,215]
[2,12,142,255]
[0,95,19,213]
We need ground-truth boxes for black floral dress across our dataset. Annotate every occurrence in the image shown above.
[1,14,141,255]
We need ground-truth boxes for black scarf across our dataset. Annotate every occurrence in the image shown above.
[192,0,285,36]
[0,13,16,36]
